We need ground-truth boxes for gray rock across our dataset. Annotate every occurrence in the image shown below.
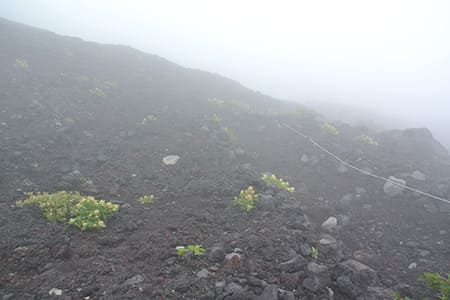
[279,272,300,290]
[299,244,312,256]
[307,262,328,274]
[259,194,276,210]
[225,252,241,262]
[225,282,245,295]
[333,259,378,287]
[383,176,406,197]
[353,249,376,265]
[210,246,225,262]
[355,187,367,194]
[124,274,144,286]
[300,154,309,163]
[340,193,354,207]
[215,281,226,288]
[418,249,430,257]
[302,277,320,292]
[259,284,279,300]
[279,290,295,300]
[321,217,338,231]
[411,171,426,181]
[337,275,361,298]
[2,294,14,300]
[319,234,337,247]
[337,164,348,173]
[197,268,210,279]
[279,255,306,272]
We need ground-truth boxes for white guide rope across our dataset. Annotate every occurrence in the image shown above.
[280,122,450,205]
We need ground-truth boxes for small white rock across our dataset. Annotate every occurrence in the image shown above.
[408,262,417,270]
[321,217,338,231]
[49,288,63,296]
[163,155,180,165]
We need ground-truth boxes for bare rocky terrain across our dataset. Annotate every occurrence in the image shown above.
[0,18,449,300]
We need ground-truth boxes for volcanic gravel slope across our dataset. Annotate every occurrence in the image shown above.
[0,18,449,300]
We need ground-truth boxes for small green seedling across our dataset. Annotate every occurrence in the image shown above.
[321,123,339,136]
[261,173,295,193]
[233,186,258,212]
[138,195,155,204]
[311,246,319,259]
[176,245,206,256]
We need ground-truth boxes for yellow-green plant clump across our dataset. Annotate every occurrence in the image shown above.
[356,134,378,146]
[321,123,339,136]
[16,191,118,230]
[138,194,155,204]
[261,174,295,193]
[233,186,258,211]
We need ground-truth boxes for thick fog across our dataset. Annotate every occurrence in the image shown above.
[2,0,450,148]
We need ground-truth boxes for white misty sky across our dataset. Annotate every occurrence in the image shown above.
[1,0,450,124]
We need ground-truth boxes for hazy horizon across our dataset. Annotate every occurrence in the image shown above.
[1,0,449,147]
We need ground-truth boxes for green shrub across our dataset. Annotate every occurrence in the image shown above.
[261,173,295,193]
[391,292,413,300]
[391,272,449,300]
[311,246,319,259]
[419,272,450,300]
[138,195,154,204]
[356,134,379,146]
[176,245,206,256]
[14,58,29,70]
[321,123,339,136]
[233,186,258,211]
[17,191,118,230]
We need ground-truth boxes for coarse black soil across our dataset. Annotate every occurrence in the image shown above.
[0,18,449,300]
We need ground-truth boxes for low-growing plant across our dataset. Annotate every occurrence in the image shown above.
[16,191,118,230]
[419,272,450,300]
[14,58,29,70]
[321,123,339,136]
[391,272,449,300]
[176,245,206,256]
[233,186,258,211]
[207,97,225,105]
[68,198,118,230]
[356,134,379,146]
[391,292,413,300]
[138,194,155,204]
[311,246,319,259]
[89,87,106,97]
[261,173,295,193]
